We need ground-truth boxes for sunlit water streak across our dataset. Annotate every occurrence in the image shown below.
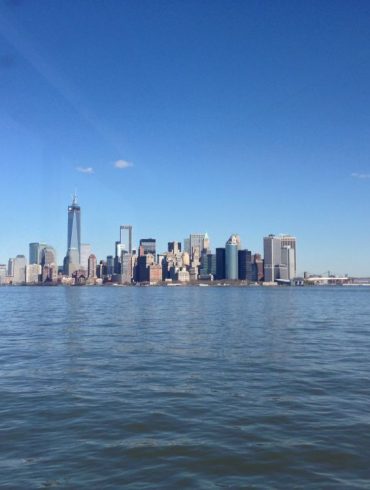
[1,286,370,488]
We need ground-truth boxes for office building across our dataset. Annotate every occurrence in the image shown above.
[281,245,295,280]
[183,238,190,254]
[41,246,57,267]
[189,233,208,257]
[80,244,91,272]
[263,235,282,282]
[113,225,132,273]
[280,235,297,276]
[264,234,297,282]
[13,255,27,284]
[178,268,190,282]
[120,225,133,254]
[238,249,252,281]
[29,242,47,265]
[137,253,156,282]
[88,254,97,279]
[225,235,239,280]
[207,254,217,276]
[216,248,225,279]
[120,252,133,284]
[252,254,264,282]
[106,255,114,275]
[148,264,162,283]
[0,264,7,284]
[64,193,81,275]
[26,264,41,284]
[8,258,14,277]
[139,238,156,256]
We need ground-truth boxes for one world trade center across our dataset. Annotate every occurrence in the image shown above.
[64,192,81,275]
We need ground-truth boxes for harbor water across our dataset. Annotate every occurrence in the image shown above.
[1,286,370,488]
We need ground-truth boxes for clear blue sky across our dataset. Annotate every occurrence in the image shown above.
[1,0,370,275]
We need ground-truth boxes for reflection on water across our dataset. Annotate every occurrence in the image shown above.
[1,286,370,488]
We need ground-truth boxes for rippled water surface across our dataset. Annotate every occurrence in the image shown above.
[1,286,370,488]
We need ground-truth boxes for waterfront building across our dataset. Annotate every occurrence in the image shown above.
[13,255,27,284]
[225,235,239,280]
[189,267,198,281]
[281,246,295,280]
[26,264,41,283]
[148,264,162,283]
[96,260,106,279]
[280,235,297,276]
[200,253,216,276]
[80,244,91,272]
[216,248,225,280]
[178,268,190,282]
[88,254,97,279]
[106,255,114,276]
[7,258,14,277]
[263,235,297,282]
[263,235,282,282]
[207,254,217,276]
[29,242,47,264]
[87,255,97,279]
[137,253,157,282]
[120,253,133,284]
[252,254,264,282]
[0,264,7,284]
[64,193,81,276]
[238,249,253,281]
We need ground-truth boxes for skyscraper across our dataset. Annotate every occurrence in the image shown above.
[64,193,81,276]
[238,249,252,281]
[225,235,240,280]
[263,235,281,282]
[29,242,47,264]
[114,225,133,273]
[216,248,226,280]
[13,255,27,284]
[139,238,156,256]
[80,243,92,272]
[120,225,132,254]
[280,235,297,276]
[88,254,97,279]
[41,246,57,267]
[189,233,207,256]
[263,234,297,282]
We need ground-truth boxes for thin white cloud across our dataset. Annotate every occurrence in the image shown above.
[115,159,133,169]
[76,166,94,174]
[351,172,370,179]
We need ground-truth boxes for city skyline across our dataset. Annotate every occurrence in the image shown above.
[1,1,370,275]
[0,200,302,286]
[0,191,367,279]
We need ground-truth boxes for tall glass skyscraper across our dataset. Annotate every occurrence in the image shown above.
[64,193,81,275]
[225,234,240,280]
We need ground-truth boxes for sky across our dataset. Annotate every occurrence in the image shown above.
[0,0,370,276]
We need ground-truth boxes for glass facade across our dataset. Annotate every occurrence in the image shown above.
[225,235,239,280]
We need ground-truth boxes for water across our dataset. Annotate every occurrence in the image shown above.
[1,286,370,488]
